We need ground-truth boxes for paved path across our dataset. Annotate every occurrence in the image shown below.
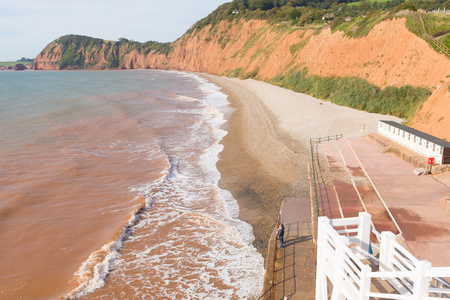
[321,140,398,235]
[435,172,450,187]
[346,137,450,266]
[271,136,450,299]
[273,197,316,300]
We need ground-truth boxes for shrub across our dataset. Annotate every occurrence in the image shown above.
[396,1,417,11]
[270,68,431,120]
[229,68,243,77]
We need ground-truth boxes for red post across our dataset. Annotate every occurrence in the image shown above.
[428,157,435,174]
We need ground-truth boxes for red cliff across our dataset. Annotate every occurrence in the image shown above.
[34,18,450,140]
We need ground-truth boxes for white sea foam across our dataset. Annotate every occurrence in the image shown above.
[65,208,140,299]
[64,71,264,299]
[64,175,167,300]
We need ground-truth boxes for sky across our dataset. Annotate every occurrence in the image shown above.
[0,0,230,61]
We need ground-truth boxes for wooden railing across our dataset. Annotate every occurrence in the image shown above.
[419,13,450,57]
[424,33,450,57]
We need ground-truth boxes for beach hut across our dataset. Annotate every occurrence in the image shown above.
[378,120,450,164]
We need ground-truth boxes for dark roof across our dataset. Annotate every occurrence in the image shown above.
[380,120,450,148]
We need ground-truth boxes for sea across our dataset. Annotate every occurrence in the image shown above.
[0,70,264,299]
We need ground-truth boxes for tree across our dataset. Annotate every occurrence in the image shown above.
[358,1,371,13]
[17,57,33,62]
[286,6,302,19]
[397,1,417,11]
[249,0,275,10]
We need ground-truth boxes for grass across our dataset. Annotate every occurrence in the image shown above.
[235,26,270,57]
[332,10,389,38]
[347,0,393,6]
[0,61,32,67]
[402,13,450,56]
[422,13,450,36]
[270,68,431,121]
[403,13,423,36]
[441,35,450,49]
[290,38,310,55]
[229,68,243,77]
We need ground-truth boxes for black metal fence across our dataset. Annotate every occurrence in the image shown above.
[310,134,343,218]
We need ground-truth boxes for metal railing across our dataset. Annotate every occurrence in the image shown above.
[258,214,281,300]
[316,212,450,299]
[310,134,343,218]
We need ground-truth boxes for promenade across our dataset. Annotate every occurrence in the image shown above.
[324,136,450,266]
[269,134,450,299]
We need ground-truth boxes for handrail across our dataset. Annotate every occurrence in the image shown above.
[258,214,281,300]
[310,134,344,218]
[424,33,450,57]
[419,12,450,57]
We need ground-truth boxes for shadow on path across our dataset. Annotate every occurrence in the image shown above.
[273,220,316,300]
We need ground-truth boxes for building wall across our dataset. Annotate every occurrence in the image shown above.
[378,121,444,164]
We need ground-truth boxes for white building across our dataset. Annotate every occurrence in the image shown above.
[378,120,450,164]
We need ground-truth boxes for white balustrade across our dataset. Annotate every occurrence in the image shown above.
[316,212,450,299]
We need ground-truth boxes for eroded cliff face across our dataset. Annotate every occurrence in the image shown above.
[409,79,450,140]
[167,18,450,90]
[34,18,450,140]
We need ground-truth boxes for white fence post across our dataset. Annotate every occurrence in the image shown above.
[316,214,450,300]
[380,231,395,273]
[331,235,349,300]
[412,260,432,299]
[359,265,372,300]
[357,212,371,258]
[316,216,329,300]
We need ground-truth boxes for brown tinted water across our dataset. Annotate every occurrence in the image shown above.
[0,70,263,299]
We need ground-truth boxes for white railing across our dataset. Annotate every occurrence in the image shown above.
[316,212,450,299]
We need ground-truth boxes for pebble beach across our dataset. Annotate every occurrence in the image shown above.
[201,74,402,257]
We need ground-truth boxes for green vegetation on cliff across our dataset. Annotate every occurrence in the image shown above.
[270,68,431,121]
[45,35,173,70]
[57,35,101,69]
[422,13,450,49]
[189,0,447,34]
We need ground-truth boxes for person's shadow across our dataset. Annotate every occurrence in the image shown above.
[274,221,314,299]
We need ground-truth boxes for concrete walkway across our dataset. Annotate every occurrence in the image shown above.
[435,171,450,188]
[273,197,316,300]
[321,139,399,237]
[269,135,450,299]
[346,137,450,267]
[322,137,450,266]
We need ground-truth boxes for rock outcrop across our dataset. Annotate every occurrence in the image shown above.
[14,63,27,71]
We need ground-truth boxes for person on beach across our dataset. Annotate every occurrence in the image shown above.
[277,224,285,249]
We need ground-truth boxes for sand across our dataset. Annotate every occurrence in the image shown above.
[199,74,403,257]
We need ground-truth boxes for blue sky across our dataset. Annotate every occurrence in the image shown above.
[0,0,230,61]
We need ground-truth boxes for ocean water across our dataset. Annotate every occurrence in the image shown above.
[0,70,264,299]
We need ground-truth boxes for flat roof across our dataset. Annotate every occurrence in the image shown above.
[380,120,450,148]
